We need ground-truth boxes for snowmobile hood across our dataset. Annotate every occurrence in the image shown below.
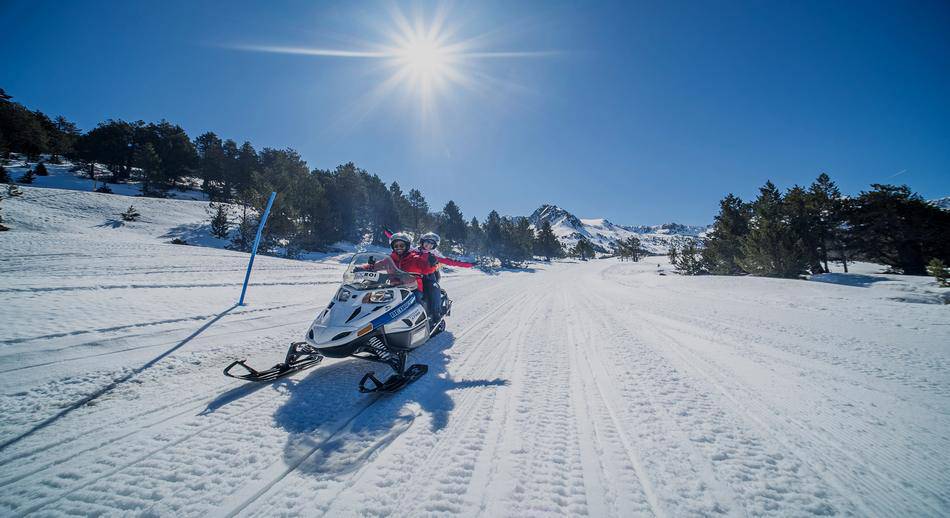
[306,287,419,348]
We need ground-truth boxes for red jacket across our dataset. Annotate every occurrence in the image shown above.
[390,250,437,290]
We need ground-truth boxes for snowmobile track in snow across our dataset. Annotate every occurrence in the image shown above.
[222,289,533,517]
[634,309,947,516]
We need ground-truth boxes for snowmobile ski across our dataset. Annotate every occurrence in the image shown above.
[358,364,428,393]
[223,342,323,382]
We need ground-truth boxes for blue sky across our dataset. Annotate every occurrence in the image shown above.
[2,0,948,225]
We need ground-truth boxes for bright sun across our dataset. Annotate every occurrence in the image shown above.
[398,38,448,78]
[233,6,552,125]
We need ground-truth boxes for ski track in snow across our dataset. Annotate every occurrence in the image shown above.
[2,197,949,517]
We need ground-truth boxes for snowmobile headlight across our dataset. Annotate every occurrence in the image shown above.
[362,290,393,304]
[337,288,351,302]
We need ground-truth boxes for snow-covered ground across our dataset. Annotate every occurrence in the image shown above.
[1,188,949,516]
[3,155,209,201]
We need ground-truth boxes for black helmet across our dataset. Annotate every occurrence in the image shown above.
[389,232,412,249]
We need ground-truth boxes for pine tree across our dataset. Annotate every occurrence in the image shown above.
[615,236,643,261]
[465,217,484,256]
[34,161,48,176]
[783,185,823,274]
[572,238,596,260]
[534,220,563,260]
[17,168,34,184]
[808,173,844,272]
[74,119,135,182]
[482,211,504,259]
[233,141,259,195]
[209,202,230,238]
[219,139,239,202]
[438,200,467,247]
[737,181,807,278]
[50,115,80,162]
[231,212,258,252]
[134,143,162,195]
[389,181,411,231]
[195,132,226,200]
[701,194,750,275]
[927,258,949,287]
[359,172,398,246]
[506,217,535,264]
[0,99,48,160]
[0,164,10,183]
[323,162,368,243]
[670,240,704,275]
[121,205,141,222]
[407,189,429,235]
[845,184,950,275]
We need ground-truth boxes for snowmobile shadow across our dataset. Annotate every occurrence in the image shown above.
[199,380,273,415]
[272,331,508,478]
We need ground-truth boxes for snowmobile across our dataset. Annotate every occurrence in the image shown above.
[224,252,451,393]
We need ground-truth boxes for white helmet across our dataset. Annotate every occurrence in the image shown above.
[389,232,412,249]
[420,232,441,248]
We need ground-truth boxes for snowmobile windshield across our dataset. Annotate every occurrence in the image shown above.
[342,253,419,290]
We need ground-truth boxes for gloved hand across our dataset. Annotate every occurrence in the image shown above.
[368,256,376,266]
[427,253,438,266]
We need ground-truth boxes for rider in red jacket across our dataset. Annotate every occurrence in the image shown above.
[387,232,437,291]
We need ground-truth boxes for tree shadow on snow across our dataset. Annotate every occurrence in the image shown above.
[95,218,125,229]
[160,222,230,247]
[809,273,886,288]
[270,330,508,478]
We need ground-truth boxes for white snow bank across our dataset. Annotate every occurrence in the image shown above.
[809,267,949,305]
[3,155,208,200]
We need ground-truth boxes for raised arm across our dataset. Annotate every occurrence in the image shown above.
[437,256,475,268]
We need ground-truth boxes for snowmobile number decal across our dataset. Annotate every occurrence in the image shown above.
[354,271,380,281]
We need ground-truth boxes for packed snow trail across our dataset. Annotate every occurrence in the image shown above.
[2,189,949,516]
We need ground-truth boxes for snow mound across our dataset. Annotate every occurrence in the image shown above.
[809,271,950,304]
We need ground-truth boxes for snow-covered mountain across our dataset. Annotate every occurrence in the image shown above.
[528,204,707,255]
[929,196,950,211]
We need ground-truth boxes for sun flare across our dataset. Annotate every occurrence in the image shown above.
[232,6,553,126]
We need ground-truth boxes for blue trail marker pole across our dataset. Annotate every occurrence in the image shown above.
[238,191,277,306]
